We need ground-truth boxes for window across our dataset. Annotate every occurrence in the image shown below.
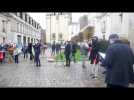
[101,21,106,33]
[31,38,33,43]
[32,20,33,26]
[37,24,38,29]
[17,23,19,32]
[29,17,31,24]
[25,14,27,22]
[52,33,56,40]
[34,21,36,28]
[2,20,6,33]
[20,13,23,19]
[14,13,17,16]
[28,37,30,44]
[58,33,62,40]
[23,36,26,45]
[119,13,123,24]
[20,24,22,33]
[17,35,21,45]
[17,13,20,17]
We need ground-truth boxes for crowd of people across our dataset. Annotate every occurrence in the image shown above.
[51,42,62,56]
[0,33,134,88]
[0,40,43,67]
[21,40,42,67]
[0,42,21,64]
[61,34,134,88]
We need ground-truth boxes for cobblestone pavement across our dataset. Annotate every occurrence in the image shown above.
[0,49,106,87]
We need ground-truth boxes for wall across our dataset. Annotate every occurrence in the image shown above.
[46,13,71,43]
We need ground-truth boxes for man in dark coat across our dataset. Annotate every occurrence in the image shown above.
[56,43,59,54]
[90,37,100,64]
[64,41,71,67]
[34,41,41,67]
[51,42,56,56]
[102,34,134,88]
[72,42,77,63]
[28,43,33,60]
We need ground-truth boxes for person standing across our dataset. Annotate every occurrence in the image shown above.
[7,44,14,64]
[102,34,134,88]
[42,42,47,56]
[51,42,56,56]
[13,45,19,64]
[22,44,28,59]
[72,41,77,63]
[34,41,41,67]
[90,37,100,79]
[64,41,71,67]
[56,43,59,54]
[81,41,89,68]
[28,43,33,61]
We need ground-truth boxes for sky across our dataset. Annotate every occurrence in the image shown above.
[28,13,88,29]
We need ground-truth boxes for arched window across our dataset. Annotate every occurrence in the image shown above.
[119,13,123,24]
[58,33,62,40]
[52,33,56,40]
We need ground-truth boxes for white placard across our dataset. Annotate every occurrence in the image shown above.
[99,52,106,59]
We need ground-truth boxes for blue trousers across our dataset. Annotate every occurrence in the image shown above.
[14,55,19,64]
[35,53,40,66]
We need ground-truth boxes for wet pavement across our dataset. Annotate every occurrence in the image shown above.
[0,49,106,87]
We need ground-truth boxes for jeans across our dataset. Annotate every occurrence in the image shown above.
[72,53,76,63]
[30,52,33,60]
[65,54,70,66]
[24,52,28,59]
[14,55,19,64]
[35,53,40,66]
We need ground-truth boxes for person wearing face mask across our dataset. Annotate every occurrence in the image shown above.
[102,34,134,88]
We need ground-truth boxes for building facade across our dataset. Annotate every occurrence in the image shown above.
[87,13,134,52]
[0,13,41,46]
[79,15,88,30]
[46,13,72,44]
[87,13,130,40]
[41,29,46,44]
[68,22,80,40]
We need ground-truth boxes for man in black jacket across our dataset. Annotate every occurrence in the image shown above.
[64,41,71,67]
[72,41,77,63]
[28,43,33,60]
[34,41,41,67]
[102,34,134,88]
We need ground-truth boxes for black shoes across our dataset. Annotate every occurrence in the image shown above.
[36,65,41,67]
[65,64,70,67]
